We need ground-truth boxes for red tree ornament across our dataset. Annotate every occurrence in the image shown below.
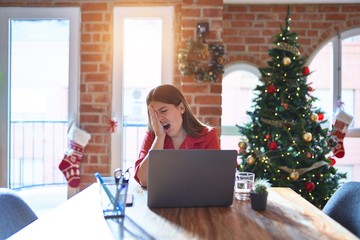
[329,157,336,166]
[238,148,246,154]
[281,102,289,110]
[305,181,315,191]
[267,84,276,94]
[303,66,310,75]
[268,141,278,150]
[317,113,324,121]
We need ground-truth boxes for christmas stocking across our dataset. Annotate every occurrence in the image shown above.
[58,125,91,188]
[332,110,353,158]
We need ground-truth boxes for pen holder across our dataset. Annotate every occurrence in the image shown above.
[96,176,129,218]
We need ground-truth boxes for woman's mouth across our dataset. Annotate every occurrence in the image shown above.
[163,123,170,130]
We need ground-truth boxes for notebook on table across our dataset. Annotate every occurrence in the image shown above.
[147,149,238,208]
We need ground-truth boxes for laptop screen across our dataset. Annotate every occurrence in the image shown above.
[147,149,237,208]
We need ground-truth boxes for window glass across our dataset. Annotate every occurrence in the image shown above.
[123,19,162,124]
[9,19,70,188]
[112,7,173,171]
[342,35,360,128]
[221,66,259,150]
[307,42,333,124]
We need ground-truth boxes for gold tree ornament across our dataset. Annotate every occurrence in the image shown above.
[290,170,300,181]
[282,57,291,66]
[310,113,318,122]
[247,155,256,165]
[303,132,313,142]
[238,141,247,149]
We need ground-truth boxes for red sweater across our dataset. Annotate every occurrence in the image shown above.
[134,127,220,184]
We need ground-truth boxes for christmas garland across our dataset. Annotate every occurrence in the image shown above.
[177,38,225,82]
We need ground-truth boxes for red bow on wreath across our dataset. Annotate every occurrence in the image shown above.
[107,117,118,133]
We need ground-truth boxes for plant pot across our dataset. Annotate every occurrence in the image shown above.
[250,192,268,211]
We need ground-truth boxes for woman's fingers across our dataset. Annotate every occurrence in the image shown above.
[148,106,165,136]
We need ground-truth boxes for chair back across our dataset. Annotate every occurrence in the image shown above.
[0,188,38,240]
[322,181,360,237]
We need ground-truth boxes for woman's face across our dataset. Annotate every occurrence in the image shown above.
[149,101,185,137]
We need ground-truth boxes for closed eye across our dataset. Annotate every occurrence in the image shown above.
[157,107,167,114]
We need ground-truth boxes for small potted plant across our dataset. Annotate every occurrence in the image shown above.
[250,178,271,210]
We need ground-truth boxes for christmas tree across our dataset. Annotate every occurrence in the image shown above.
[237,6,346,209]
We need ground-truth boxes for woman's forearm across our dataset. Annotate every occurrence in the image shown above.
[137,135,165,187]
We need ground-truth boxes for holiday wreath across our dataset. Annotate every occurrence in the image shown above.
[177,38,225,82]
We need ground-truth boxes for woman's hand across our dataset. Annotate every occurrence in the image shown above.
[148,105,166,138]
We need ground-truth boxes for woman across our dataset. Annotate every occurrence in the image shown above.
[134,84,220,187]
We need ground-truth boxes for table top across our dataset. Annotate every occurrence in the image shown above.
[126,183,358,240]
[10,181,359,240]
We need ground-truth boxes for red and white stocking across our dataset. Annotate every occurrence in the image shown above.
[58,125,91,188]
[332,110,353,158]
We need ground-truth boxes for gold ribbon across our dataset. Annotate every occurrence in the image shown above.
[261,118,294,128]
[275,42,300,56]
[278,161,328,176]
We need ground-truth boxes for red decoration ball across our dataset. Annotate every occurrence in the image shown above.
[268,141,278,150]
[308,86,314,92]
[305,181,315,191]
[267,84,276,94]
[329,157,336,166]
[317,113,324,121]
[303,66,310,75]
[265,134,271,139]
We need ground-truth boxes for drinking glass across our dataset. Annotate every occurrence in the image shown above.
[234,171,255,201]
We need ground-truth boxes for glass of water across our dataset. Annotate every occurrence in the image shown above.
[234,171,255,201]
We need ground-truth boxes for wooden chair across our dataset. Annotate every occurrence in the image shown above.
[322,181,360,238]
[0,188,38,240]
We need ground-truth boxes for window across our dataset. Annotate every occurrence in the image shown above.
[0,8,80,188]
[308,28,360,181]
[112,7,174,170]
[221,63,260,150]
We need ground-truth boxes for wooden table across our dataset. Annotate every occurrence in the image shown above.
[126,184,358,240]
[10,182,358,240]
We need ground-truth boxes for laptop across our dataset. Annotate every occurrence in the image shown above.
[147,149,237,208]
